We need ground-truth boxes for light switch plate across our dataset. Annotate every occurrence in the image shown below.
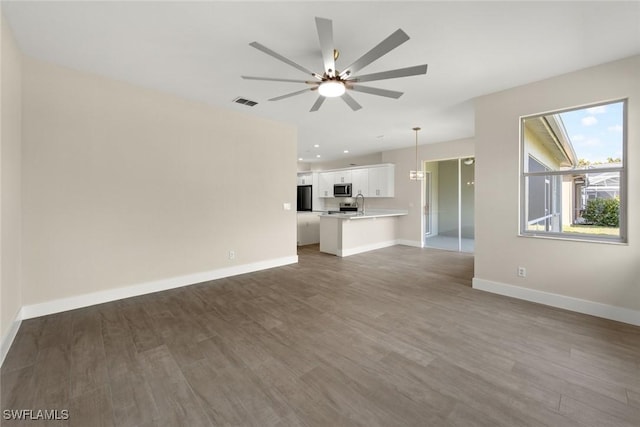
[283,203,291,211]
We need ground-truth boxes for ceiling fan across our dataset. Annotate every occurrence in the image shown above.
[241,17,428,112]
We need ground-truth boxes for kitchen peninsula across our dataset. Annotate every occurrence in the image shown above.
[319,210,408,257]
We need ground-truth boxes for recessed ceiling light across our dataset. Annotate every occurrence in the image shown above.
[316,154,321,158]
[314,144,320,148]
[343,150,349,153]
[298,158,303,161]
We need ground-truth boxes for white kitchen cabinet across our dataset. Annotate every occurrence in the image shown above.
[309,164,394,198]
[351,168,369,196]
[318,171,334,198]
[334,170,352,184]
[297,212,320,245]
[368,164,395,197]
[311,173,324,211]
[297,172,312,185]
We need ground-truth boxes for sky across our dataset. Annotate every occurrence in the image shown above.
[559,101,624,164]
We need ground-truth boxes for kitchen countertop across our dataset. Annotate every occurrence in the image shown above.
[319,209,408,220]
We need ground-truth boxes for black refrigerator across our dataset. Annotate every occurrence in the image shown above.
[297,185,312,211]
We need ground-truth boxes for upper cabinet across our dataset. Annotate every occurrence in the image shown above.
[368,164,395,197]
[297,172,312,185]
[313,164,394,198]
[334,170,352,184]
[318,171,334,198]
[351,168,369,197]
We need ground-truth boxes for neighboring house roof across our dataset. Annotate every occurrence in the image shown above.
[585,162,622,169]
[586,172,619,188]
[524,114,577,168]
[583,162,622,190]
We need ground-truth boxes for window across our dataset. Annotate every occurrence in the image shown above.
[520,100,626,242]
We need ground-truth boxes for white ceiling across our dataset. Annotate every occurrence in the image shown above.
[3,1,640,162]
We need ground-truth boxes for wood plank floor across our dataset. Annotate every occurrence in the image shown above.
[2,245,639,426]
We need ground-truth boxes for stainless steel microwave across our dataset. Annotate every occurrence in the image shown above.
[333,183,352,197]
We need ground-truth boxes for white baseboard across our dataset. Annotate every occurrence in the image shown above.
[1,309,23,366]
[396,239,423,248]
[20,256,298,320]
[472,278,640,327]
[339,240,397,257]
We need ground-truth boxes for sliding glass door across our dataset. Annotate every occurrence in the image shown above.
[423,158,475,252]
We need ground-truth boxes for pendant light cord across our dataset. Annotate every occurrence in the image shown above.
[413,127,421,174]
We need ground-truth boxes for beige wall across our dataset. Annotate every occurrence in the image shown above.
[1,14,23,353]
[474,55,640,312]
[21,58,297,306]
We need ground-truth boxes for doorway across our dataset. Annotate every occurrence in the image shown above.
[423,158,475,252]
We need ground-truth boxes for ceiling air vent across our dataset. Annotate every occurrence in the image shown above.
[233,97,258,107]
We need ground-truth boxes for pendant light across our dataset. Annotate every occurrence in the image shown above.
[409,127,424,180]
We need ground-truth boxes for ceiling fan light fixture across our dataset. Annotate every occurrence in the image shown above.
[318,81,345,98]
[244,17,428,111]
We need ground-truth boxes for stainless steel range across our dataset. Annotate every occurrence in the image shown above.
[327,202,358,214]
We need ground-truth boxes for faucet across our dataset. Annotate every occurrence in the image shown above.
[355,193,365,215]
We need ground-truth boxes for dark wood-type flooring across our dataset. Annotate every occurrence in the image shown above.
[2,245,639,426]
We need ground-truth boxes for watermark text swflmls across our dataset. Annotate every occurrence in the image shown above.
[3,409,70,421]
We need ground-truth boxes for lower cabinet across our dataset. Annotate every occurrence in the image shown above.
[297,213,320,245]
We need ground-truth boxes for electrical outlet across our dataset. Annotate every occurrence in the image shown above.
[229,250,235,260]
[517,266,527,278]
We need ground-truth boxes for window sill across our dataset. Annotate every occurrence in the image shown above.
[518,232,627,245]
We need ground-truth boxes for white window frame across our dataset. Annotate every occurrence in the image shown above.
[519,99,627,244]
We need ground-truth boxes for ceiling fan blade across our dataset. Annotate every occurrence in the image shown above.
[349,85,403,99]
[268,88,315,101]
[339,29,410,78]
[350,64,428,83]
[315,17,335,76]
[341,92,362,111]
[310,96,326,112]
[242,76,316,84]
[249,41,318,78]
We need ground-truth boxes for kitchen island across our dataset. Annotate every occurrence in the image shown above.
[319,210,408,257]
